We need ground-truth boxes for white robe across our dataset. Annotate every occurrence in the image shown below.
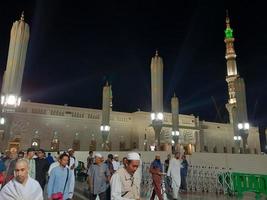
[68,156,78,198]
[134,159,142,186]
[112,160,120,171]
[48,161,59,176]
[0,177,43,200]
[167,158,181,199]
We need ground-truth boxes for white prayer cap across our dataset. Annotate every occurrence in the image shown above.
[114,154,119,157]
[94,152,102,158]
[127,152,140,161]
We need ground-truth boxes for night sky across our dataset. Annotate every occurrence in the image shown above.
[0,1,266,147]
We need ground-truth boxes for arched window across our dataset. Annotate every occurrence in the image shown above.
[51,131,59,151]
[224,146,227,153]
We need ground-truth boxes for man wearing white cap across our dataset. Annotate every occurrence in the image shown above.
[167,152,181,200]
[112,155,120,172]
[110,152,140,200]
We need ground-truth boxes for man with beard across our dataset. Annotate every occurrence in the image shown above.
[110,152,140,200]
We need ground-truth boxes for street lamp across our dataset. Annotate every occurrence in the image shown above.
[100,125,110,132]
[236,122,250,153]
[1,94,21,107]
[0,117,5,125]
[151,112,164,150]
[233,136,242,141]
[151,112,164,121]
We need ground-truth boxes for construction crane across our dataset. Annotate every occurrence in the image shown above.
[211,96,223,123]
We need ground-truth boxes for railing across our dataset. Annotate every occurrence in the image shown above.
[231,172,267,199]
[140,162,234,199]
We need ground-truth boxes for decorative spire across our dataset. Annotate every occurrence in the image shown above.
[105,81,109,86]
[173,92,176,97]
[20,11,24,21]
[225,10,234,39]
[155,50,159,57]
[226,10,230,28]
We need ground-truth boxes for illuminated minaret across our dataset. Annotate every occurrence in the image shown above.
[224,12,249,153]
[1,12,30,111]
[171,93,179,149]
[150,50,164,149]
[224,11,239,124]
[100,82,112,150]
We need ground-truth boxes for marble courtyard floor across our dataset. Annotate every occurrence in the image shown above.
[73,181,266,200]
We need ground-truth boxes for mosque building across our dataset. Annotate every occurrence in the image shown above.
[0,13,261,154]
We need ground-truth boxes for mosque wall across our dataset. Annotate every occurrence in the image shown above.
[0,101,261,154]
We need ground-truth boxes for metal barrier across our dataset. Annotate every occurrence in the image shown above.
[231,172,267,199]
[187,165,233,195]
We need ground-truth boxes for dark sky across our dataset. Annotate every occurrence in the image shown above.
[0,1,267,131]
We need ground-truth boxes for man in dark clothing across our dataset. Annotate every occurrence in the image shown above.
[35,149,49,190]
[164,154,171,173]
[180,155,189,192]
[87,151,94,170]
[105,154,114,199]
[45,152,54,165]
[150,155,163,200]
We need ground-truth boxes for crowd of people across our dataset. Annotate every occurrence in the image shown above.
[0,147,188,200]
[0,147,78,200]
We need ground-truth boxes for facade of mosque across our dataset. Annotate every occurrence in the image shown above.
[0,101,261,154]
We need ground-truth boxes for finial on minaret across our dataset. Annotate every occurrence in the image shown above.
[173,92,176,97]
[155,50,159,57]
[20,11,25,21]
[105,81,109,86]
[224,10,234,39]
[225,10,230,28]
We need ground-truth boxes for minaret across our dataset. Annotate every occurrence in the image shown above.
[150,50,164,149]
[224,12,249,153]
[1,12,30,111]
[224,11,239,124]
[100,82,112,150]
[171,93,179,150]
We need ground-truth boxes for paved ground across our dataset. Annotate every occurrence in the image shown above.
[73,180,266,200]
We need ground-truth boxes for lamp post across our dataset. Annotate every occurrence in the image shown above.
[171,130,179,153]
[151,112,164,150]
[237,122,249,153]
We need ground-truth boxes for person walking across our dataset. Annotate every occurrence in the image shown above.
[46,152,55,165]
[164,154,171,173]
[87,153,111,200]
[105,154,114,199]
[112,155,120,172]
[110,152,141,200]
[149,155,163,200]
[87,151,94,170]
[35,149,49,190]
[47,153,72,200]
[167,152,181,200]
[26,148,36,179]
[68,149,78,199]
[3,148,18,185]
[180,155,188,192]
[0,159,43,200]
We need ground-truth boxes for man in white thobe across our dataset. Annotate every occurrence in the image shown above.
[68,148,78,199]
[167,152,181,200]
[110,152,141,200]
[112,154,120,172]
[0,159,43,200]
[134,153,142,195]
